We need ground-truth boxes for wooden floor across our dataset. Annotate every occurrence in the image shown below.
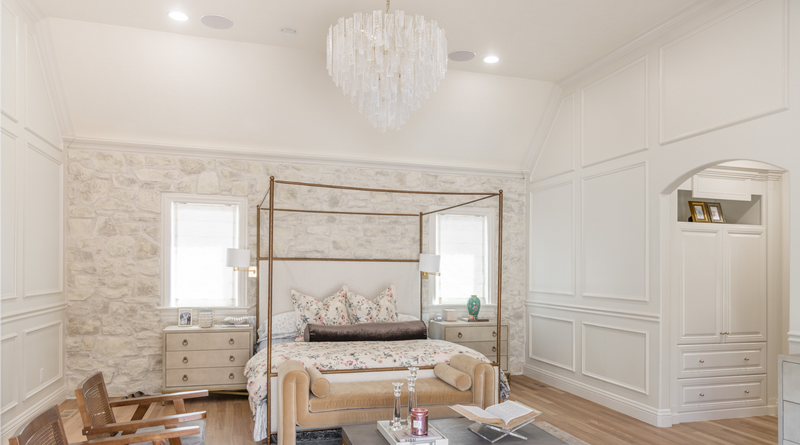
[58,375,777,444]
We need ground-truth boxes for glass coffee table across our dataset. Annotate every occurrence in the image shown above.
[342,418,568,445]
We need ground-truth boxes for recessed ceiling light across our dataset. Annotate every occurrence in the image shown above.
[201,14,234,29]
[280,27,299,35]
[168,11,188,21]
[448,50,475,62]
[483,55,499,64]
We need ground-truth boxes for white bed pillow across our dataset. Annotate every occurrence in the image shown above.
[396,314,418,322]
[345,285,398,323]
[257,311,296,342]
[292,285,351,337]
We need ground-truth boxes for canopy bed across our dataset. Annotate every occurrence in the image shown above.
[245,177,507,442]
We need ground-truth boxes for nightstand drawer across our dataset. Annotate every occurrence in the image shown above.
[166,367,247,388]
[445,325,508,343]
[166,349,251,369]
[166,332,250,351]
[460,341,507,356]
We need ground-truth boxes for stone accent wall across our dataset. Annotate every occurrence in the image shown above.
[65,148,526,395]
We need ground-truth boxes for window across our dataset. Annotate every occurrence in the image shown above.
[162,194,248,307]
[429,208,495,305]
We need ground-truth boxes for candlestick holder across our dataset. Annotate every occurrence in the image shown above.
[406,375,417,428]
[392,382,404,430]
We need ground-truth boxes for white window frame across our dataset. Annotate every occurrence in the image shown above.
[428,207,497,308]
[160,193,248,308]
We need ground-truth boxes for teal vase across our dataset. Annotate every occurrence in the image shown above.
[467,295,481,318]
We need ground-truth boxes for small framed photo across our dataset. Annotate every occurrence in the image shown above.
[707,202,724,223]
[688,201,710,223]
[178,308,193,327]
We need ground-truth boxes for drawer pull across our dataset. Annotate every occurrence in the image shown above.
[492,346,497,353]
[492,331,497,338]
[457,332,462,339]
[230,355,235,362]
[229,338,235,345]
[744,357,750,361]
[744,390,750,394]
[182,339,188,346]
[182,357,188,364]
[699,359,704,363]
[229,373,235,380]
[182,375,188,382]
[699,393,705,397]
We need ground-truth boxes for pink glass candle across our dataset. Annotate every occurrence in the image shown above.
[410,408,428,436]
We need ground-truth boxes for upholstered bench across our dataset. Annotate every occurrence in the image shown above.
[277,355,495,445]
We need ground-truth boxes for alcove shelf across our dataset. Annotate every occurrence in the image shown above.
[676,190,762,226]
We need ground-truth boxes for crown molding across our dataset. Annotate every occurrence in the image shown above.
[557,0,725,89]
[63,137,526,179]
[523,84,563,177]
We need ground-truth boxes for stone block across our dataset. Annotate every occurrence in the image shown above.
[94,337,139,357]
[106,236,136,257]
[135,190,161,212]
[146,156,173,167]
[94,152,126,172]
[94,216,119,236]
[135,276,159,297]
[135,237,159,259]
[197,171,220,194]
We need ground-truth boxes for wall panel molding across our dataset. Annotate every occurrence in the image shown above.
[1,334,19,414]
[658,0,789,144]
[1,127,19,301]
[526,301,660,323]
[21,320,63,401]
[529,180,575,295]
[1,302,66,322]
[528,314,576,372]
[582,322,649,395]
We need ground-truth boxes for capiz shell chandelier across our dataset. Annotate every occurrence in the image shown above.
[326,1,447,132]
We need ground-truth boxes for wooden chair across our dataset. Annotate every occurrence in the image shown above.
[75,372,208,445]
[9,405,199,445]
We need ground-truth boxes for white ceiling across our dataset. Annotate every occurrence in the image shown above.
[31,0,698,81]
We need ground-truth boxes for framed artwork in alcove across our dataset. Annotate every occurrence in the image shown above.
[707,202,724,223]
[688,201,710,223]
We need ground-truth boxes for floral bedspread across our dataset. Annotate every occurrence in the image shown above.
[243,339,510,414]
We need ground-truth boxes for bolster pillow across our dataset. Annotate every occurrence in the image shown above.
[304,320,427,342]
[434,363,472,391]
[306,367,330,398]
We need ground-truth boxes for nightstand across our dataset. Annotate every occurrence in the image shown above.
[428,320,508,372]
[162,325,253,393]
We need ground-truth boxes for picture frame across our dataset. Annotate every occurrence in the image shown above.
[706,202,724,223]
[198,307,215,328]
[178,308,193,327]
[688,201,711,223]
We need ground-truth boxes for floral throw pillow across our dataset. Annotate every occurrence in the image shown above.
[292,286,350,339]
[346,285,398,324]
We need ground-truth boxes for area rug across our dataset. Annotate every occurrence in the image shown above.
[271,422,591,445]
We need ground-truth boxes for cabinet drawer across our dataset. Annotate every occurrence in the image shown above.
[785,401,800,443]
[459,341,507,356]
[445,326,507,343]
[678,343,765,378]
[679,375,765,411]
[785,362,800,402]
[166,349,250,369]
[165,367,247,388]
[166,332,250,351]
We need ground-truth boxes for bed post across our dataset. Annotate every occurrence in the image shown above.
[267,176,275,444]
[497,189,503,401]
[419,212,423,318]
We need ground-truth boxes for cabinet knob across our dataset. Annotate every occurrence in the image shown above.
[457,332,462,339]
[229,373,235,380]
[744,357,750,361]
[492,346,497,353]
[744,390,750,394]
[182,357,188,364]
[229,338,235,345]
[182,339,188,346]
[699,359,705,363]
[230,355,235,362]
[492,331,497,338]
[699,393,705,397]
[182,375,188,382]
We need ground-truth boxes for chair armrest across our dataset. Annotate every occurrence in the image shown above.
[81,412,206,436]
[82,426,199,445]
[449,354,494,408]
[109,390,208,407]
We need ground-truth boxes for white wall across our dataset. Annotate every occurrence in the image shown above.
[1,0,67,441]
[526,0,797,427]
[45,18,555,172]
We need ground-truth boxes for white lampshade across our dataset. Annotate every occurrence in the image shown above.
[419,253,441,274]
[226,248,251,268]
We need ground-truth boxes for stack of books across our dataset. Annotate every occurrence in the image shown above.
[376,421,448,445]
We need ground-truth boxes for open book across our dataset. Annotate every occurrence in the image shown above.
[450,401,541,429]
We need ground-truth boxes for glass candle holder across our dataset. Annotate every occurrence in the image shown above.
[392,382,404,430]
[406,375,417,428]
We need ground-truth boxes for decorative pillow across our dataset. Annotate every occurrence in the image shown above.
[304,320,427,342]
[258,312,296,342]
[397,314,418,322]
[346,285,398,324]
[292,286,351,338]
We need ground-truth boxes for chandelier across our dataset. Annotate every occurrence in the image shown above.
[326,1,447,132]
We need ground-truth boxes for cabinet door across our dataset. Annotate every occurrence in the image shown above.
[724,228,766,342]
[677,226,723,344]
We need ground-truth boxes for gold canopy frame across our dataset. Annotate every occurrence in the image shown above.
[255,177,504,443]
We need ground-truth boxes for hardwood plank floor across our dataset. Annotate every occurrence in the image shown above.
[56,375,777,444]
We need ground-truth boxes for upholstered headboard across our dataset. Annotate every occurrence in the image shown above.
[258,260,421,323]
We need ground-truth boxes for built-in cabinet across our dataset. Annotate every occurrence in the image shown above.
[779,354,800,444]
[675,222,767,415]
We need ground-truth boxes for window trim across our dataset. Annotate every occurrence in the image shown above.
[428,207,497,306]
[160,193,249,308]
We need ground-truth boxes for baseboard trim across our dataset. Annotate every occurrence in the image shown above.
[1,384,67,442]
[672,405,776,424]
[522,364,672,427]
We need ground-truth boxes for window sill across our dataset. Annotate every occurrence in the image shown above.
[428,304,497,309]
